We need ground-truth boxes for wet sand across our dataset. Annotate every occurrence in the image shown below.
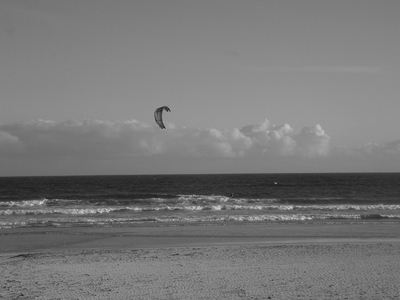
[1,222,400,299]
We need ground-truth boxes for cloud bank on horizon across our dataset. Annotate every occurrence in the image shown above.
[1,118,399,165]
[0,118,331,160]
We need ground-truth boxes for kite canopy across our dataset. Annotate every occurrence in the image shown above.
[154,106,171,129]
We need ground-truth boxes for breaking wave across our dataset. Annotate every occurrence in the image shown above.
[1,203,400,216]
[2,193,400,229]
[1,213,399,229]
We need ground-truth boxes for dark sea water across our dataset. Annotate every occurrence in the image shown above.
[1,173,400,228]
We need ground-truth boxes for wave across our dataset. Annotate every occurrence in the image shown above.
[1,213,399,229]
[0,194,278,207]
[0,198,90,208]
[0,207,138,216]
[2,193,399,209]
[0,199,49,208]
[2,203,400,216]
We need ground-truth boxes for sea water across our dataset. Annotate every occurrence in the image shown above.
[1,173,400,228]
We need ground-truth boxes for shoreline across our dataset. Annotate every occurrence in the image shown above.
[2,222,400,299]
[1,220,400,254]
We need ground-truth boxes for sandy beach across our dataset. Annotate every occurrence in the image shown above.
[1,222,400,299]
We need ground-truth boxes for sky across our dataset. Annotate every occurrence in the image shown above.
[0,0,399,176]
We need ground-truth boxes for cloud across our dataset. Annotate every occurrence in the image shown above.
[0,118,331,161]
[1,118,399,175]
[294,124,330,157]
[0,130,24,154]
[0,119,155,159]
[239,119,330,157]
[344,139,400,157]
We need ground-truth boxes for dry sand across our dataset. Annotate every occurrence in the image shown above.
[1,222,400,300]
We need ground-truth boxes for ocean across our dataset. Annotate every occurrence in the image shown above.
[1,173,399,229]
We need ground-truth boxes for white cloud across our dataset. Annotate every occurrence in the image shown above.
[0,118,399,175]
[294,124,330,157]
[0,118,332,160]
[0,130,24,154]
[348,139,400,157]
[239,120,330,157]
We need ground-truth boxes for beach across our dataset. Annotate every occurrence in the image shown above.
[1,222,400,299]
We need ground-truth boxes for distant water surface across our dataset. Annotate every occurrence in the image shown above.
[1,173,399,228]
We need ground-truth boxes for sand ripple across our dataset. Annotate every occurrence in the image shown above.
[1,242,400,300]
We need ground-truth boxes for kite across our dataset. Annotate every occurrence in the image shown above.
[154,106,171,129]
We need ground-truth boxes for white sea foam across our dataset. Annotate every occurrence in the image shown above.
[0,199,49,207]
[2,213,400,229]
[2,203,400,217]
[0,207,124,215]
